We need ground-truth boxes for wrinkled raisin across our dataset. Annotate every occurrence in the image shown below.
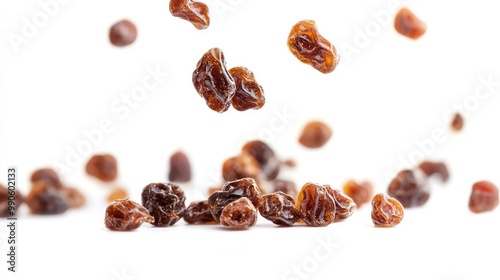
[298,121,332,148]
[30,168,63,189]
[61,187,86,208]
[469,181,499,213]
[184,201,216,224]
[109,19,137,47]
[259,192,299,226]
[288,20,340,74]
[241,140,280,180]
[168,151,192,182]
[26,182,68,215]
[0,184,24,217]
[387,169,429,208]
[228,67,265,111]
[222,153,260,183]
[394,7,426,40]
[450,112,464,132]
[193,48,236,112]
[296,182,336,227]
[371,193,404,227]
[272,179,297,198]
[141,183,186,227]
[418,161,449,182]
[107,187,129,202]
[328,188,356,221]
[220,197,257,230]
[85,154,118,182]
[105,198,154,231]
[169,0,210,30]
[342,180,373,208]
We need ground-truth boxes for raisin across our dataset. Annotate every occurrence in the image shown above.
[418,161,449,182]
[450,112,464,132]
[86,154,118,182]
[258,192,299,226]
[228,67,265,111]
[371,193,404,227]
[105,198,154,231]
[296,182,336,227]
[169,0,210,30]
[328,188,356,221]
[387,169,429,208]
[168,151,192,183]
[193,48,236,112]
[394,8,426,40]
[30,168,63,189]
[107,187,129,202]
[184,201,216,224]
[288,20,340,74]
[109,19,137,47]
[298,121,332,148]
[271,179,297,198]
[222,153,260,183]
[241,140,280,180]
[342,180,373,208]
[283,159,297,168]
[0,184,24,217]
[61,187,86,208]
[469,181,499,213]
[141,183,186,227]
[207,185,222,196]
[25,182,68,215]
[220,197,257,230]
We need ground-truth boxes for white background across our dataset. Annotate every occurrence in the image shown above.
[1,0,500,279]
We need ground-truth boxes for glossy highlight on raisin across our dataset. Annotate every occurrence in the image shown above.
[85,154,118,182]
[342,180,373,208]
[184,200,216,224]
[371,193,404,227]
[220,197,257,230]
[105,198,154,231]
[329,188,356,221]
[394,7,426,40]
[169,0,210,30]
[141,183,186,227]
[229,67,265,111]
[259,192,299,226]
[387,169,429,208]
[168,151,192,182]
[469,181,499,213]
[296,182,336,227]
[298,121,332,148]
[241,140,280,180]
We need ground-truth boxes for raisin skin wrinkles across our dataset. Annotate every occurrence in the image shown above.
[229,67,265,111]
[371,193,404,227]
[169,0,210,30]
[105,198,154,231]
[296,182,336,227]
[220,197,257,230]
[141,183,186,227]
[259,192,299,226]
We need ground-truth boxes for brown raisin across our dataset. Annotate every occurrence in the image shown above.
[107,187,129,202]
[193,48,236,112]
[169,0,210,30]
[30,168,63,189]
[241,140,280,180]
[105,198,154,231]
[298,121,332,148]
[220,197,257,230]
[342,180,373,208]
[109,19,137,47]
[288,20,340,74]
[0,184,24,217]
[85,154,118,182]
[25,182,68,215]
[228,67,265,111]
[141,183,186,227]
[418,161,449,182]
[258,192,299,226]
[61,187,86,208]
[387,169,429,208]
[469,181,499,213]
[283,159,297,168]
[296,182,336,227]
[394,7,426,40]
[168,151,192,183]
[371,193,404,227]
[271,179,297,198]
[222,152,260,183]
[328,188,356,221]
[184,201,216,224]
[450,112,464,132]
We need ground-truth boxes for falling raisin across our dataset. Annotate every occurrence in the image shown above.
[193,48,236,112]
[371,193,404,227]
[469,181,499,213]
[296,182,336,227]
[141,183,186,227]
[0,184,24,217]
[342,180,373,208]
[271,179,297,198]
[85,154,118,182]
[228,67,265,111]
[418,161,449,182]
[259,192,299,226]
[109,19,137,47]
[105,198,154,231]
[288,20,340,74]
[25,182,68,215]
[107,187,129,202]
[169,0,210,30]
[328,188,356,221]
[222,153,260,183]
[184,201,216,224]
[30,168,63,189]
[387,169,429,208]
[450,112,464,132]
[241,140,280,180]
[61,187,86,208]
[394,7,426,40]
[298,121,332,148]
[220,197,257,230]
[168,151,192,182]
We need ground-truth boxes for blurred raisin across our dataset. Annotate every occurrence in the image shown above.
[109,19,137,47]
[141,183,186,227]
[296,182,336,227]
[450,112,464,132]
[228,67,265,111]
[61,187,86,208]
[184,200,217,224]
[342,180,373,208]
[283,159,297,168]
[105,198,154,231]
[107,187,129,202]
[85,154,118,182]
[328,188,356,221]
[242,140,280,180]
[387,169,429,208]
[168,151,192,182]
[26,182,68,215]
[169,0,210,30]
[193,48,236,112]
[222,152,260,183]
[288,20,340,74]
[469,181,499,213]
[418,161,449,182]
[394,7,426,39]
[371,193,404,227]
[299,121,332,148]
[220,197,257,230]
[259,192,299,226]
[272,179,297,198]
[0,184,24,217]
[30,168,63,189]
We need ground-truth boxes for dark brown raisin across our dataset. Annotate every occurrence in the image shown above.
[85,154,118,182]
[168,151,192,182]
[169,0,210,30]
[30,168,63,189]
[418,161,449,182]
[298,121,332,148]
[387,169,429,208]
[342,180,373,208]
[25,182,68,215]
[184,201,217,224]
[228,67,265,111]
[394,7,426,40]
[61,187,86,208]
[109,19,137,47]
[258,192,299,226]
[107,187,129,202]
[296,182,336,227]
[105,198,154,231]
[371,193,404,227]
[222,152,260,183]
[328,188,356,221]
[450,112,464,132]
[288,20,340,74]
[141,183,186,227]
[193,48,236,112]
[241,140,280,180]
[469,181,499,213]
[0,184,24,217]
[220,197,257,230]
[271,179,297,198]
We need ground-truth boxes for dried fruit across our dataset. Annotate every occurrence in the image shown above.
[387,170,429,208]
[258,192,299,226]
[85,154,118,182]
[193,48,236,112]
[61,187,86,208]
[271,179,297,198]
[107,187,129,202]
[450,112,464,132]
[283,159,297,168]
[184,201,216,224]
[394,7,426,39]
[328,188,356,221]
[109,19,137,47]
[207,185,222,196]
[298,121,332,148]
[220,197,257,230]
[105,198,154,231]
[469,181,499,213]
[25,182,68,215]
[222,153,260,183]
[0,184,24,217]
[296,182,336,227]
[418,161,449,182]
[241,140,280,180]
[168,151,192,182]
[371,193,404,227]
[141,183,186,227]
[287,20,340,74]
[228,67,265,111]
[169,0,210,30]
[30,168,63,189]
[342,180,373,208]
